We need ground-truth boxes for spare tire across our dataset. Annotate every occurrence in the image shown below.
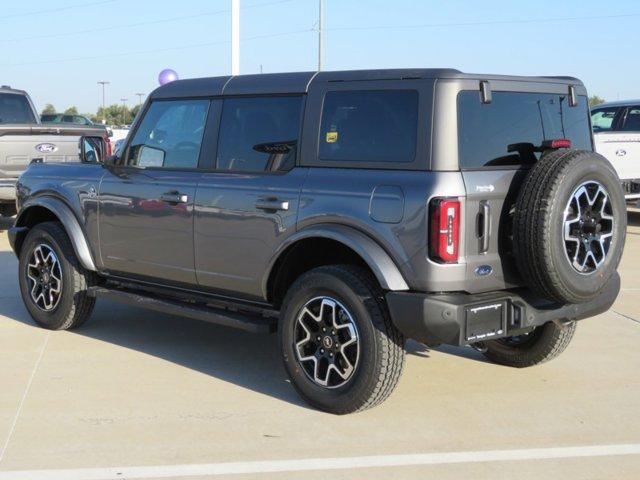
[513,149,626,304]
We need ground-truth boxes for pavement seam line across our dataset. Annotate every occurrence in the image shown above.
[611,309,640,325]
[0,331,51,465]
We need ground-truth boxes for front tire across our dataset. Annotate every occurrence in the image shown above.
[279,265,405,414]
[482,321,576,368]
[18,222,95,330]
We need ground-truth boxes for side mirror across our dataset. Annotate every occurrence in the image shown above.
[79,136,105,164]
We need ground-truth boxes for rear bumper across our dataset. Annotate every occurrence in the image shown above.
[386,273,620,346]
[0,178,17,202]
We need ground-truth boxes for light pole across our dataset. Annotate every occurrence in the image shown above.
[231,0,240,75]
[97,81,110,125]
[135,92,145,107]
[120,98,128,125]
[318,0,324,71]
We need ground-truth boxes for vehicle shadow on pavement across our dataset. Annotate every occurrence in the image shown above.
[406,339,488,363]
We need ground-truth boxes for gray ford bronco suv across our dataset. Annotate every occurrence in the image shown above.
[9,69,626,414]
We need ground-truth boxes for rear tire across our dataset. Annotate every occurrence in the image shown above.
[18,222,95,330]
[279,265,405,414]
[482,321,576,368]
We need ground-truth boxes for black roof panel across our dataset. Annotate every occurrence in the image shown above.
[149,69,584,99]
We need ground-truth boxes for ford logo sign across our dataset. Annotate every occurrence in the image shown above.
[475,265,493,277]
[35,143,57,153]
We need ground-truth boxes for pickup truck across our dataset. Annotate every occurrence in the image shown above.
[0,86,110,217]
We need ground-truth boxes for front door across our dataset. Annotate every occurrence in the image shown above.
[194,95,306,300]
[98,98,210,285]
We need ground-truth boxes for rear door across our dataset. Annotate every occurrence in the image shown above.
[456,84,592,292]
[193,95,306,300]
[592,105,640,181]
[98,98,210,285]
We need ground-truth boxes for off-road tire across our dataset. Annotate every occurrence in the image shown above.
[0,203,17,218]
[513,149,626,304]
[279,265,405,414]
[483,321,576,367]
[18,221,95,330]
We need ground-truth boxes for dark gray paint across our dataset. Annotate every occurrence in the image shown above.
[12,69,594,307]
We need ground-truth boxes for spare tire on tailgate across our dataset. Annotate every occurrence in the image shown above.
[513,149,626,305]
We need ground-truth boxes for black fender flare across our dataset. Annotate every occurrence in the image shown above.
[12,197,97,271]
[262,224,409,298]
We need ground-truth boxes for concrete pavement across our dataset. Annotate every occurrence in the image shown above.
[0,213,638,479]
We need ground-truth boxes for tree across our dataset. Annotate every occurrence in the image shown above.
[589,95,605,108]
[95,104,135,126]
[64,106,78,115]
[41,103,56,115]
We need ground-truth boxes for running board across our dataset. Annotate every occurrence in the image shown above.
[87,286,277,334]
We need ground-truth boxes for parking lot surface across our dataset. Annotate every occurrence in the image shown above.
[0,213,639,479]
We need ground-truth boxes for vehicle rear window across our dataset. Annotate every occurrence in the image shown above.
[319,90,418,163]
[457,91,592,169]
[0,93,36,124]
[620,107,640,132]
[591,107,620,132]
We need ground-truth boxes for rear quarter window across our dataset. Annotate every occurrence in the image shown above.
[457,91,592,169]
[319,90,418,163]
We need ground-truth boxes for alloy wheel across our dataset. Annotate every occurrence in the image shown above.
[563,181,614,274]
[26,244,63,311]
[294,296,360,389]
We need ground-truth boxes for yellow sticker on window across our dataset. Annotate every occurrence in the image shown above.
[326,131,338,143]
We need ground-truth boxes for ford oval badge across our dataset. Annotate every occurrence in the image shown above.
[35,143,57,153]
[475,265,493,277]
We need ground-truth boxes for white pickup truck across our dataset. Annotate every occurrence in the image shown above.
[591,100,640,200]
[0,86,111,217]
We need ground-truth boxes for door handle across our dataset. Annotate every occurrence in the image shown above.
[479,201,491,253]
[255,198,289,212]
[160,192,189,204]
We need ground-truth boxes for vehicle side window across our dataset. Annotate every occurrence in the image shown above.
[216,96,303,172]
[620,107,640,132]
[0,93,37,124]
[125,99,209,169]
[591,107,620,132]
[457,91,592,169]
[319,90,418,163]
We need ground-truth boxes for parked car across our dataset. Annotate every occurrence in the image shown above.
[591,100,640,199]
[8,70,626,414]
[0,86,111,218]
[41,113,95,126]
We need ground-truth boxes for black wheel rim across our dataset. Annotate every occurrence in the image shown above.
[26,244,63,311]
[293,296,360,389]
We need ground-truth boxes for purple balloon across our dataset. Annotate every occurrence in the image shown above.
[158,69,179,86]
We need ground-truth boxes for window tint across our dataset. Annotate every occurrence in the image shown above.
[0,93,36,124]
[217,96,303,172]
[125,99,209,169]
[458,91,592,168]
[620,107,640,132]
[591,107,619,132]
[319,90,418,163]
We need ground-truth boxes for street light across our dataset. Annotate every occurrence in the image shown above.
[135,92,145,107]
[97,81,110,125]
[120,98,128,125]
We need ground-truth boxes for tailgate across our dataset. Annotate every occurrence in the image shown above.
[0,134,82,178]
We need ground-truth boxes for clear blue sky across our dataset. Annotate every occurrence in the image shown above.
[2,0,638,114]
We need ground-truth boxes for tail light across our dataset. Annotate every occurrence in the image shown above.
[429,198,460,263]
[103,134,112,157]
[542,138,571,149]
